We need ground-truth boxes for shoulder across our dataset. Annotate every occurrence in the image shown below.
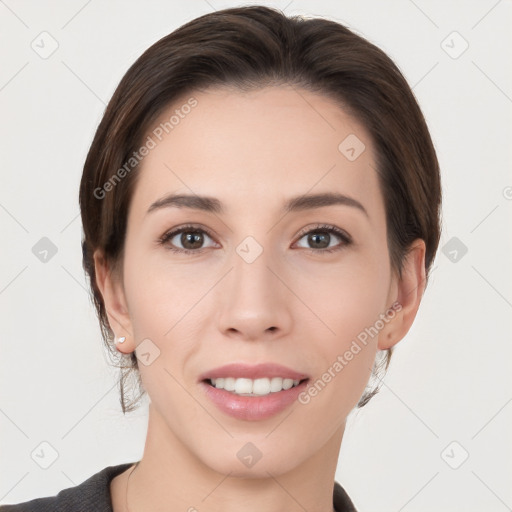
[333,480,358,512]
[0,463,134,512]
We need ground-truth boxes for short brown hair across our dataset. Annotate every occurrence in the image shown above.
[79,5,442,413]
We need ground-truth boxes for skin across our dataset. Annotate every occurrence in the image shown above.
[95,85,426,512]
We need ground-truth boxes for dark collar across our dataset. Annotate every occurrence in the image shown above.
[334,480,358,511]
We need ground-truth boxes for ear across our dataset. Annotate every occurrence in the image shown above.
[93,249,135,353]
[378,239,427,350]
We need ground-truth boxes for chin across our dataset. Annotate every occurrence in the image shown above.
[197,440,307,478]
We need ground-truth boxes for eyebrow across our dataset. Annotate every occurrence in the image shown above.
[146,192,369,218]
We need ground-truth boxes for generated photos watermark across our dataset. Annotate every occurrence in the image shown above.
[93,96,198,200]
[298,300,402,404]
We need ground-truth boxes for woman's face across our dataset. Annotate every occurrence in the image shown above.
[99,85,422,476]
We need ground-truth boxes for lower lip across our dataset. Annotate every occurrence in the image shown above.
[199,380,309,421]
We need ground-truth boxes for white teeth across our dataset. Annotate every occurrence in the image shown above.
[210,377,301,395]
[223,377,236,391]
[234,378,252,395]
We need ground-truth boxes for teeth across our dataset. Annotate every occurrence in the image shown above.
[209,377,301,396]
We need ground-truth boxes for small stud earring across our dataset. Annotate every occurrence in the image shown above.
[115,336,127,353]
[115,336,126,347]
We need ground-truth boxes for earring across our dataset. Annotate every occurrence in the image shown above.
[115,336,127,352]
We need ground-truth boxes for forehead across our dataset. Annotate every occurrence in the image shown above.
[129,85,384,223]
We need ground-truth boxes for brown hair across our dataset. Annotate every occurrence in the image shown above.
[79,5,442,413]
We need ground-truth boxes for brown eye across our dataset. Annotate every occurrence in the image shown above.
[295,224,352,254]
[306,231,330,249]
[159,225,218,254]
[178,230,205,250]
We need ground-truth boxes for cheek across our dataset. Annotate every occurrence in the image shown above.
[296,281,384,430]
[293,251,390,410]
[292,246,390,339]
[121,246,208,387]
[122,241,199,332]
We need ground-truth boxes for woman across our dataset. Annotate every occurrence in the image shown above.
[0,5,441,511]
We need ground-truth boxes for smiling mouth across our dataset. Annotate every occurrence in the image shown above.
[203,377,309,397]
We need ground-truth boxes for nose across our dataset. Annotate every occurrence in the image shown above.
[217,243,293,342]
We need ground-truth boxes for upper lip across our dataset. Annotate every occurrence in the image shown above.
[199,363,309,382]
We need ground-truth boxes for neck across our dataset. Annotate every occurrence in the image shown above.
[123,403,345,512]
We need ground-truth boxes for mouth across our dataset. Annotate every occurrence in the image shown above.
[198,362,310,420]
[199,377,310,421]
[198,362,310,395]
[203,376,309,397]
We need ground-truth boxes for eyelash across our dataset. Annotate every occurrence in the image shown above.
[157,223,352,256]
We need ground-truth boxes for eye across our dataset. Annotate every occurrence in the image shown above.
[158,224,218,254]
[158,223,352,256]
[294,224,352,254]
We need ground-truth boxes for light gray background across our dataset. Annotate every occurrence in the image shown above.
[1,1,511,511]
